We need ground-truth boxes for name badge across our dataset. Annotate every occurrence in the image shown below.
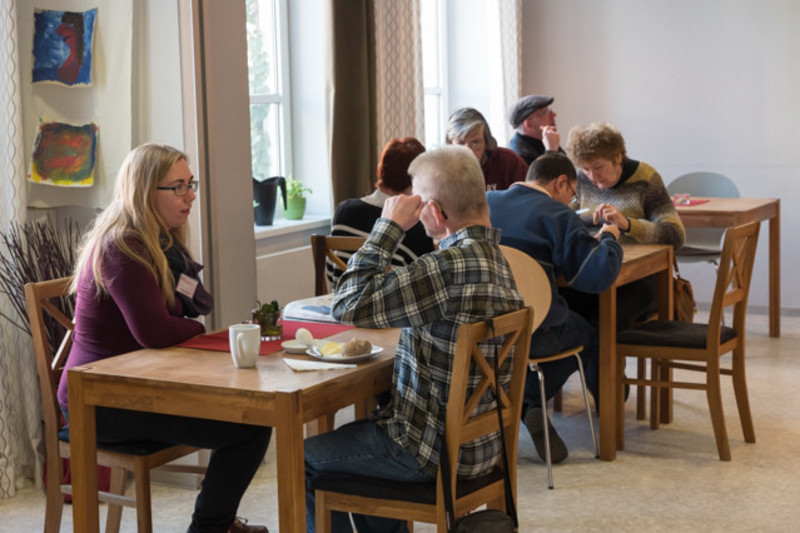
[176,273,199,299]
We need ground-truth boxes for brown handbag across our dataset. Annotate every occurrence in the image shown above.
[673,259,697,322]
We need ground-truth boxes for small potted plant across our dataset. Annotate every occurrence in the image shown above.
[283,176,312,220]
[252,299,282,340]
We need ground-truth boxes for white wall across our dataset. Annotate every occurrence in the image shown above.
[516,0,798,310]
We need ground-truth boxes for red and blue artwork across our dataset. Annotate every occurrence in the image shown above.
[32,8,97,86]
[30,122,98,187]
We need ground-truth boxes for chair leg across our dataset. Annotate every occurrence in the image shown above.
[574,354,599,458]
[706,361,732,461]
[315,490,333,533]
[45,456,64,533]
[105,466,127,533]
[731,346,756,443]
[133,462,154,533]
[636,357,647,420]
[649,360,661,430]
[533,366,554,489]
[615,355,626,451]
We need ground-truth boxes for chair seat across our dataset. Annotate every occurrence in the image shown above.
[59,427,179,456]
[617,320,737,349]
[676,246,721,257]
[310,467,504,505]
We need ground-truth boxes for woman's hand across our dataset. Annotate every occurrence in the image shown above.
[593,203,630,231]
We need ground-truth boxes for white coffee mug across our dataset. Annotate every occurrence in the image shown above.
[229,323,261,368]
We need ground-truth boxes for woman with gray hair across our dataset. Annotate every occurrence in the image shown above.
[445,107,527,191]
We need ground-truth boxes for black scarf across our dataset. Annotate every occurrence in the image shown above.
[162,236,214,318]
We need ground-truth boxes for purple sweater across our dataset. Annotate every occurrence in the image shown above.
[58,237,206,408]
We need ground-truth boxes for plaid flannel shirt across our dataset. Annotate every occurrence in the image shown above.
[332,218,524,478]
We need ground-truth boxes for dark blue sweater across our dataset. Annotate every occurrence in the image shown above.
[488,184,623,328]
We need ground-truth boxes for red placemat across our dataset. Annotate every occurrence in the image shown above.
[178,320,355,355]
[672,198,710,207]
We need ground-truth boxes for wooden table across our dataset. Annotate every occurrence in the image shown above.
[67,327,400,533]
[597,244,673,460]
[675,197,780,337]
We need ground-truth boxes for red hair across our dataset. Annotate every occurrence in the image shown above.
[375,137,426,193]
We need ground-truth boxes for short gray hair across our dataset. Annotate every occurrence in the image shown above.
[409,145,488,221]
[445,107,498,152]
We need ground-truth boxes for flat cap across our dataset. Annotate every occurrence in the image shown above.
[508,95,554,128]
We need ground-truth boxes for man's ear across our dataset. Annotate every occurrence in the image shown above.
[554,174,569,192]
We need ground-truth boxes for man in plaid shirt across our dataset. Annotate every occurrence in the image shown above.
[304,145,524,533]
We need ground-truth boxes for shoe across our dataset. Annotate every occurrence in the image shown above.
[228,517,268,533]
[524,407,568,464]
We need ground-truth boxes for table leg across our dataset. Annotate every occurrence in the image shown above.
[68,370,100,533]
[659,251,674,424]
[275,392,307,533]
[598,288,617,460]
[769,205,780,338]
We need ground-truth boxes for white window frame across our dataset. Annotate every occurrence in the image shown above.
[421,0,448,149]
[248,0,293,182]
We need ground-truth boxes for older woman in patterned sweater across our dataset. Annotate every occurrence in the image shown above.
[563,121,686,331]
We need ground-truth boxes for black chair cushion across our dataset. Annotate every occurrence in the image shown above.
[309,467,504,505]
[59,426,178,456]
[616,320,737,349]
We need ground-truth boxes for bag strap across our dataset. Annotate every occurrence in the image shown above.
[441,317,519,531]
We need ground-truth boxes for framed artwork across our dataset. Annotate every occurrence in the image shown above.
[32,8,97,86]
[29,122,99,187]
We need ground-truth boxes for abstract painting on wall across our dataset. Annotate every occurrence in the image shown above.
[32,8,97,86]
[30,122,99,187]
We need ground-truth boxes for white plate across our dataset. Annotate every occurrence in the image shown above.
[281,340,310,354]
[305,345,383,364]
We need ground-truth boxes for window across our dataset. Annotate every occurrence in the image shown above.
[246,0,291,181]
[420,0,447,149]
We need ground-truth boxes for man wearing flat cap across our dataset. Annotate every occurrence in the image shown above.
[508,94,563,165]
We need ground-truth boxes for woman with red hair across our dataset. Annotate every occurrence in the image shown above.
[328,137,434,283]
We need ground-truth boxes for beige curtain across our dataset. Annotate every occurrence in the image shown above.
[488,0,521,144]
[329,0,378,205]
[373,0,424,149]
[0,0,39,499]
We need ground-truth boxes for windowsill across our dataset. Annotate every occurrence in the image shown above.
[254,214,331,240]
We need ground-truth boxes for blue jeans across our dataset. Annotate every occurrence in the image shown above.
[305,418,434,533]
[63,407,271,533]
[524,310,598,415]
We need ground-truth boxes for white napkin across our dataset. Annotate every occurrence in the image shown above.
[283,357,356,371]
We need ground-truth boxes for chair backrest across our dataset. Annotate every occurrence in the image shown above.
[706,221,760,343]
[441,306,533,514]
[499,245,551,332]
[667,172,740,199]
[667,172,741,253]
[25,278,75,461]
[310,234,366,295]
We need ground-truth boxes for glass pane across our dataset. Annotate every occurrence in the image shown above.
[250,103,281,179]
[247,0,277,95]
[420,0,439,88]
[424,94,442,149]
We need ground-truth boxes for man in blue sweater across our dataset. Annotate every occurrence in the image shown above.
[488,152,623,463]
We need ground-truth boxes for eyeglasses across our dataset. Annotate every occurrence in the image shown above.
[567,181,578,204]
[157,181,199,197]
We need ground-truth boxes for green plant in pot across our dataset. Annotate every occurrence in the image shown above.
[252,299,282,340]
[284,176,312,220]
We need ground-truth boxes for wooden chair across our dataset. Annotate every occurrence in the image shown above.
[310,306,533,532]
[27,278,206,533]
[615,221,760,460]
[310,234,366,295]
[499,245,598,488]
